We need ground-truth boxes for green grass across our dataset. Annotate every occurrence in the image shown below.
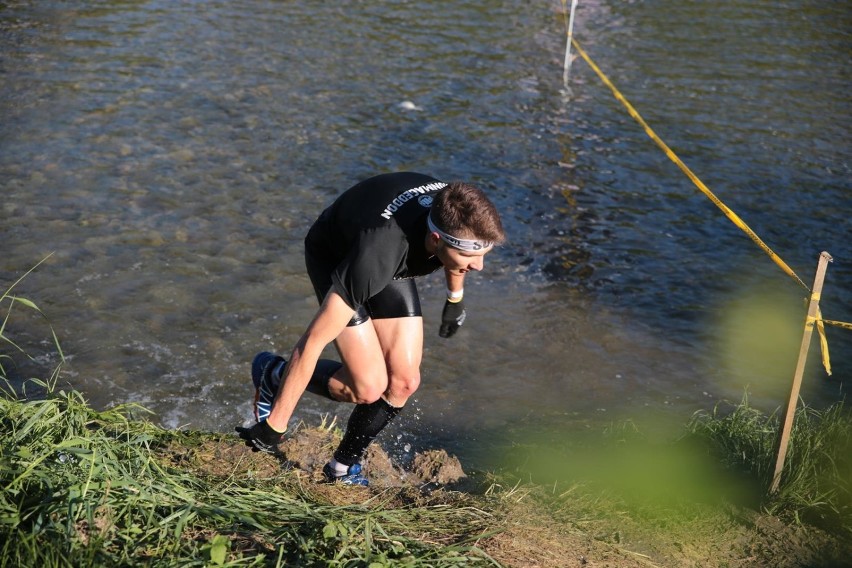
[686,394,852,536]
[496,393,851,539]
[1,263,499,566]
[3,262,850,566]
[0,380,499,567]
[0,254,64,379]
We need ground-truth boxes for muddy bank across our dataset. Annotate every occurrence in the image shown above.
[160,423,852,568]
[176,422,470,490]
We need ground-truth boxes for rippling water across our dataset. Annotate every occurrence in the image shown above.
[2,1,849,465]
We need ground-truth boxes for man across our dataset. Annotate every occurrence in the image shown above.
[236,171,505,485]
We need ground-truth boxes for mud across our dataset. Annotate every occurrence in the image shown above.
[160,426,852,568]
[177,424,467,490]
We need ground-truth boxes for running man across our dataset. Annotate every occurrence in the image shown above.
[236,172,505,485]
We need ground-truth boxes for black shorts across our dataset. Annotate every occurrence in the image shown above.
[305,250,422,327]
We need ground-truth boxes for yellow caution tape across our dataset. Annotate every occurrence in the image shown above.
[823,319,852,331]
[815,308,831,375]
[569,38,810,292]
[566,36,849,376]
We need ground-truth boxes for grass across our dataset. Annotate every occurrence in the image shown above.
[0,378,501,567]
[0,254,64,380]
[686,394,852,536]
[4,384,851,568]
[495,393,851,543]
[3,263,851,566]
[0,262,500,566]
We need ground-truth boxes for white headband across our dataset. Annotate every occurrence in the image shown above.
[427,212,493,252]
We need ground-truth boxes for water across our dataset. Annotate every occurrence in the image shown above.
[2,0,850,466]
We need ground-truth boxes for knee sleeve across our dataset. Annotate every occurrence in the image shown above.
[304,359,341,401]
[333,398,403,465]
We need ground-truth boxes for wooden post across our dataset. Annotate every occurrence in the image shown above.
[770,251,833,494]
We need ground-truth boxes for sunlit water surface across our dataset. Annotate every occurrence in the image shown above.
[2,0,849,467]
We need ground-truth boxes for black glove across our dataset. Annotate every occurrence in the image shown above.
[235,420,284,454]
[439,298,466,338]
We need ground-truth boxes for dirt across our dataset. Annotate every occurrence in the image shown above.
[164,425,852,568]
[184,425,469,489]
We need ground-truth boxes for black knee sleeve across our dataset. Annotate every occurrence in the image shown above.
[333,398,403,465]
[303,359,341,401]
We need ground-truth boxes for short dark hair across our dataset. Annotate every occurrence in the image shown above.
[431,182,505,244]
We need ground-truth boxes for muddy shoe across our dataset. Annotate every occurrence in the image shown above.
[251,351,285,422]
[322,462,369,486]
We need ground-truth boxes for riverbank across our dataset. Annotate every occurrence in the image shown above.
[2,382,849,567]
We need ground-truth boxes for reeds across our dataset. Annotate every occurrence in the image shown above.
[4,262,849,565]
[686,394,852,536]
[0,253,64,379]
[0,381,498,567]
[1,263,498,567]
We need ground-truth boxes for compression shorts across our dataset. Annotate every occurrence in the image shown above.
[305,249,422,327]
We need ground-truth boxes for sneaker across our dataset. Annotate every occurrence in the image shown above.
[251,351,285,422]
[322,462,369,486]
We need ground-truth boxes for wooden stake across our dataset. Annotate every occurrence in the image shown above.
[770,251,833,494]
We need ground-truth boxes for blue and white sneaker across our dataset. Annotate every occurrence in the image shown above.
[322,462,369,486]
[252,351,285,422]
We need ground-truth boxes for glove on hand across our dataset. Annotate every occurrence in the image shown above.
[439,298,466,338]
[235,420,284,454]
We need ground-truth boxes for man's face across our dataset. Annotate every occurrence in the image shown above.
[435,242,491,274]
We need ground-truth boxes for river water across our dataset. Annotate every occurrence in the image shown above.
[2,1,850,467]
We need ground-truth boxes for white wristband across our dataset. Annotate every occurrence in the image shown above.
[447,289,464,301]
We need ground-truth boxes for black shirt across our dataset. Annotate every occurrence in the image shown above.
[305,172,446,309]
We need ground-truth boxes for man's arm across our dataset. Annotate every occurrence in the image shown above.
[440,267,467,338]
[267,291,355,432]
[445,267,465,297]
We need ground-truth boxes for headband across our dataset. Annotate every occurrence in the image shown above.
[427,212,494,252]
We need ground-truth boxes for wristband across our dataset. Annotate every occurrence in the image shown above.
[447,289,464,302]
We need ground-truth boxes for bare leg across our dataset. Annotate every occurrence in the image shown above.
[326,317,424,475]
